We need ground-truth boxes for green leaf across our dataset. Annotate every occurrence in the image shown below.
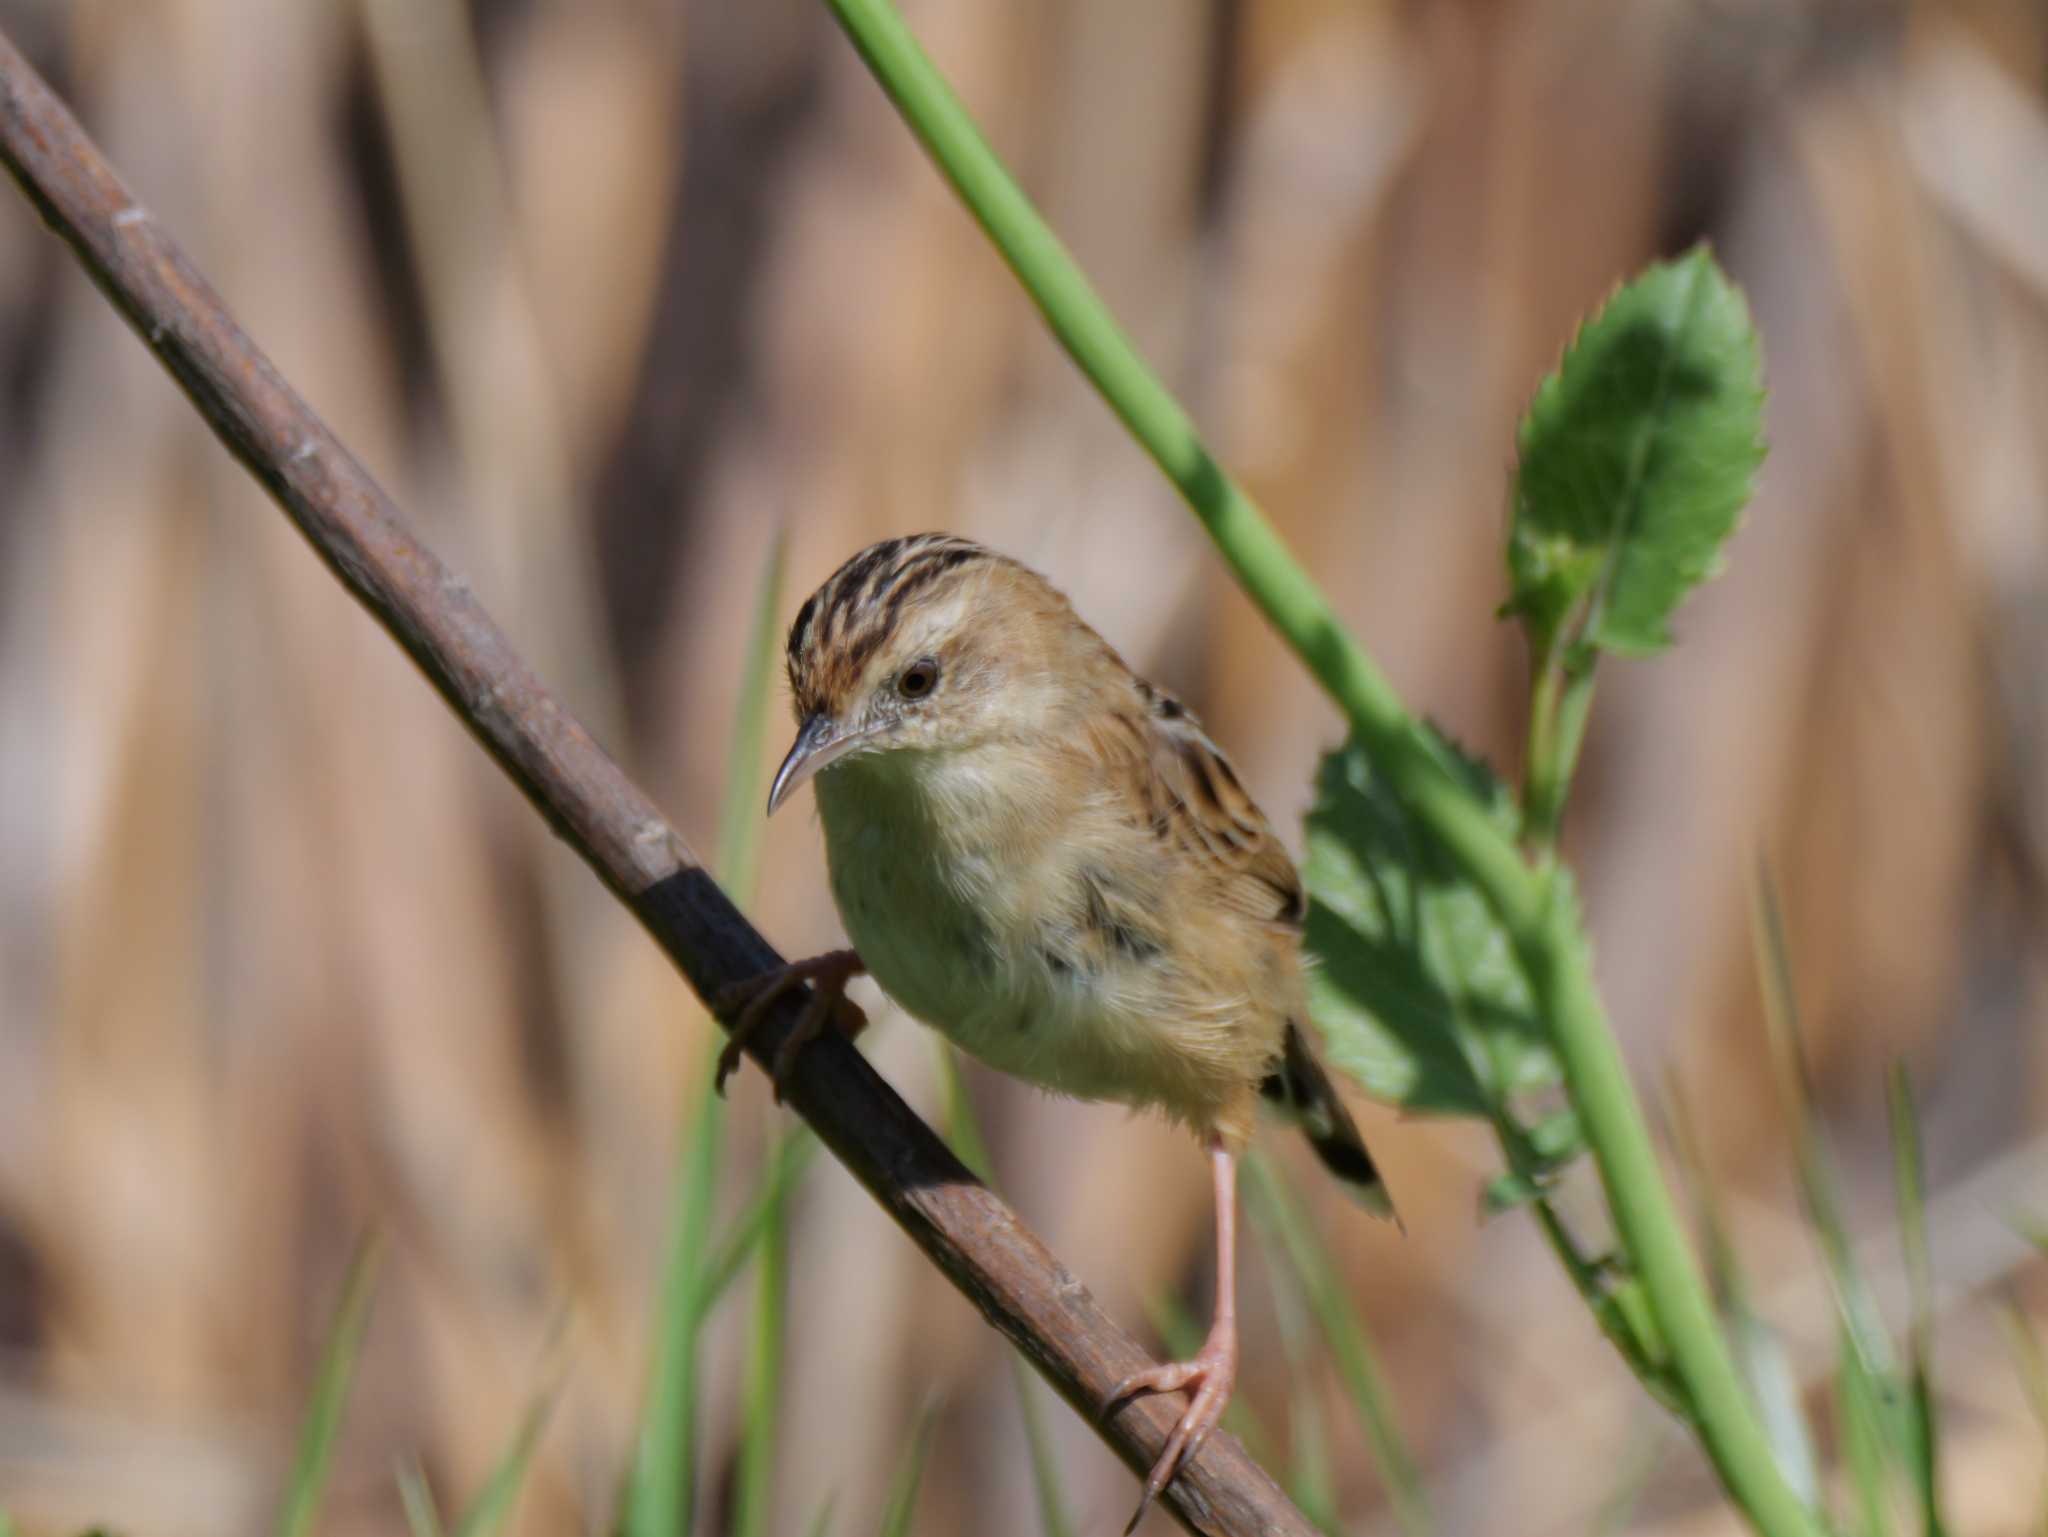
[277,1236,384,1537]
[1301,731,1562,1119]
[1506,245,1765,659]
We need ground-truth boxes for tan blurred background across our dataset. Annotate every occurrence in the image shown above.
[1,0,2046,1532]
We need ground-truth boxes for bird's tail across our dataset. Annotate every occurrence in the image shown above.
[1260,1021,1399,1223]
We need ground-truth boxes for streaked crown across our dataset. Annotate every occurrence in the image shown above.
[785,533,1004,718]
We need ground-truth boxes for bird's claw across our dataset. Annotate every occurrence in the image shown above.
[1107,1342,1237,1534]
[713,950,867,1100]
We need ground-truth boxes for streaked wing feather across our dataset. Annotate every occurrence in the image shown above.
[1094,688,1305,929]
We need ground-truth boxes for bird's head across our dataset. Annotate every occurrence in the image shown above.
[768,534,1095,814]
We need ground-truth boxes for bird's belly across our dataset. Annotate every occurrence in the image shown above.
[827,836,1183,1107]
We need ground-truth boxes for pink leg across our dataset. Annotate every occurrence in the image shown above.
[1108,1137,1239,1532]
[713,949,867,1099]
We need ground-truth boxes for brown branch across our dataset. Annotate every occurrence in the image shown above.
[0,29,1320,1537]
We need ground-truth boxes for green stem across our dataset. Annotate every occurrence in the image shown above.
[818,4,1823,1533]
[1522,647,1597,850]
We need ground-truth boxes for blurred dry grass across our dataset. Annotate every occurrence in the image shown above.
[0,0,2045,1533]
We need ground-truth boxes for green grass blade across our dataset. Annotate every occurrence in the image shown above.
[803,1495,839,1537]
[1757,862,1926,1528]
[720,531,794,1537]
[397,1459,449,1537]
[876,1396,943,1537]
[1668,1083,1818,1502]
[717,530,787,899]
[1258,1225,1341,1532]
[630,533,790,1537]
[451,1346,567,1537]
[1754,868,1896,1381]
[1590,1424,1667,1537]
[629,1074,723,1537]
[1011,1359,1077,1537]
[1888,1066,1944,1537]
[931,1042,994,1183]
[1243,1152,1431,1536]
[1998,1300,2048,1536]
[277,1235,384,1537]
[0,1510,18,1537]
[700,1128,819,1309]
[931,1044,1076,1537]
[2003,1301,2048,1437]
[731,1129,795,1537]
[1837,1320,1897,1537]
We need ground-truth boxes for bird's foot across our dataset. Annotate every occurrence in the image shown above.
[713,949,867,1100]
[1107,1333,1238,1533]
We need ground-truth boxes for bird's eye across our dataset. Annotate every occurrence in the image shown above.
[898,658,940,699]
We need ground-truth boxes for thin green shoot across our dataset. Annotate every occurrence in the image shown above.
[1997,1300,2048,1535]
[876,1395,944,1537]
[629,1068,722,1537]
[1258,1222,1341,1532]
[930,1042,1077,1537]
[1589,1423,1667,1537]
[731,1121,795,1537]
[396,1458,449,1537]
[726,534,796,1537]
[451,1330,568,1537]
[276,1234,384,1537]
[1888,1065,1945,1537]
[1754,865,1896,1381]
[700,1128,819,1309]
[717,528,787,900]
[1667,1082,1817,1501]
[1242,1152,1431,1536]
[630,532,791,1537]
[1011,1358,1078,1537]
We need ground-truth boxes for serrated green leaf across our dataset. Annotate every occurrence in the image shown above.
[1301,731,1559,1118]
[1506,245,1765,658]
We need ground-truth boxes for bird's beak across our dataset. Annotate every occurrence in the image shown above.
[767,713,864,816]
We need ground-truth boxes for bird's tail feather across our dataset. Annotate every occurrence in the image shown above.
[1260,1021,1399,1224]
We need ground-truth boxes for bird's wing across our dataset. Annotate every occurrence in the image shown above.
[1093,686,1306,930]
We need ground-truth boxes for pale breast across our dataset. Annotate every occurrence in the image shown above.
[814,747,1277,1128]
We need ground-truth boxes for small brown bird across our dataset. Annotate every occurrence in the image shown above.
[723,533,1392,1525]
